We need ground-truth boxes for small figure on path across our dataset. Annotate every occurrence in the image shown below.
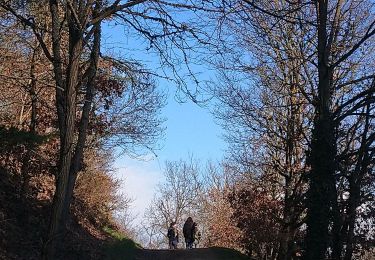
[183,217,194,249]
[192,222,201,248]
[167,221,179,249]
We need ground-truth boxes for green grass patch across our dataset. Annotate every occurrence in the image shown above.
[103,226,142,260]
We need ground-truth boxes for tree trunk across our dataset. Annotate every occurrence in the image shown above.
[277,227,294,260]
[331,183,342,260]
[277,205,296,260]
[63,20,101,222]
[305,1,337,259]
[306,114,335,260]
[43,5,83,258]
[278,76,301,260]
[29,45,38,134]
[343,182,359,260]
[278,166,297,260]
[344,102,371,260]
[20,45,39,198]
[42,1,102,258]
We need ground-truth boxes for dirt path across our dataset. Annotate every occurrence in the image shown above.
[133,247,249,260]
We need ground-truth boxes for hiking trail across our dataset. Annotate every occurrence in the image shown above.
[131,247,249,260]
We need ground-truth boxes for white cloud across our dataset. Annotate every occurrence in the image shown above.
[115,159,164,224]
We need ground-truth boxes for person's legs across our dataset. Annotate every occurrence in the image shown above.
[185,239,190,249]
[173,240,178,249]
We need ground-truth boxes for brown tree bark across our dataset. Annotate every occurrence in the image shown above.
[64,14,101,224]
[43,2,83,258]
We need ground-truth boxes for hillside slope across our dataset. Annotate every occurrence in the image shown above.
[0,166,112,259]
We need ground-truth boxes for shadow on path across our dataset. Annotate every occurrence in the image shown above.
[134,247,249,260]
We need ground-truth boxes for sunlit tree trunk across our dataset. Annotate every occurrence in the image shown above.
[43,1,83,258]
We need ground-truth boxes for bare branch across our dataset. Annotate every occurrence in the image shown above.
[90,0,147,25]
[0,2,53,61]
[331,19,375,68]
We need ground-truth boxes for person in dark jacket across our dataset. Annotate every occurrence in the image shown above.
[183,217,194,249]
[167,222,179,249]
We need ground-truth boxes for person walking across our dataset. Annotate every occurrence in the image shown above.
[167,222,179,249]
[192,222,201,248]
[183,217,194,249]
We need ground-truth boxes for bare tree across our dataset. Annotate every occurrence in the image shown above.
[211,7,311,260]
[211,0,375,259]
[143,158,203,248]
[0,1,216,258]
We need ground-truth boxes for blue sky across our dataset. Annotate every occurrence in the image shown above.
[115,97,225,221]
[101,19,226,220]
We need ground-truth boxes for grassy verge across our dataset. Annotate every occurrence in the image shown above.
[103,226,141,260]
